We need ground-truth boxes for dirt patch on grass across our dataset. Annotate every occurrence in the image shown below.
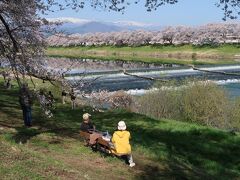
[44,166,79,180]
[48,151,133,179]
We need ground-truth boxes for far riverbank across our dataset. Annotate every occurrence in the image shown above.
[47,44,240,65]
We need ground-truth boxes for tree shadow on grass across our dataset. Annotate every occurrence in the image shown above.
[12,127,41,144]
[1,86,240,179]
[132,126,240,179]
[92,110,240,179]
[0,86,23,125]
[136,163,197,180]
[12,105,91,143]
[2,105,240,179]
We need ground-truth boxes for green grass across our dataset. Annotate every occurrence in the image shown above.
[0,78,240,179]
[47,44,240,65]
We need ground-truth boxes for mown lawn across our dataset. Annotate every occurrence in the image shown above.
[0,78,240,179]
[47,44,240,65]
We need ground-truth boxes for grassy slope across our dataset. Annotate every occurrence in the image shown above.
[0,79,240,179]
[47,44,240,65]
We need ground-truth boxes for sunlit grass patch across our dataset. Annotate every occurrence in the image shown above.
[0,77,240,179]
[47,44,240,65]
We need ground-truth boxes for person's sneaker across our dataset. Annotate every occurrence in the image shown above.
[129,162,135,167]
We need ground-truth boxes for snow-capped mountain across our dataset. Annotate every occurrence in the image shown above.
[47,17,91,24]
[47,17,162,34]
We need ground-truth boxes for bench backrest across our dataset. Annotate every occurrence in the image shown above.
[97,137,110,147]
[80,131,90,140]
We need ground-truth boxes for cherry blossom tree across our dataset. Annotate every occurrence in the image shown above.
[1,0,240,120]
[47,23,240,47]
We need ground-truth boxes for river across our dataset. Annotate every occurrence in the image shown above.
[46,58,240,97]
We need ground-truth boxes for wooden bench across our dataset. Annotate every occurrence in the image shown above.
[80,131,129,157]
[79,131,91,145]
[80,131,90,139]
[96,137,129,157]
[96,137,113,154]
[79,132,114,154]
[80,130,102,146]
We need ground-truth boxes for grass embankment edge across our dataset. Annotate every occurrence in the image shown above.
[47,44,240,65]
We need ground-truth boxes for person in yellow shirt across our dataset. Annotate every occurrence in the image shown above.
[111,121,135,167]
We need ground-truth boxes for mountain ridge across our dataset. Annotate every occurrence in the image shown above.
[47,17,162,34]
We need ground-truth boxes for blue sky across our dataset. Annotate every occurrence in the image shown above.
[45,0,239,26]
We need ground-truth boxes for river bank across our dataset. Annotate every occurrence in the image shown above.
[47,44,240,65]
[1,78,239,179]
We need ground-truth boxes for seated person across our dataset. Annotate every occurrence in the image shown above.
[80,113,102,145]
[111,121,136,167]
[80,113,95,132]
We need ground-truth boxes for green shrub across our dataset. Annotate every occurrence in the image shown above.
[229,98,240,130]
[180,82,230,128]
[137,80,238,130]
[137,88,180,119]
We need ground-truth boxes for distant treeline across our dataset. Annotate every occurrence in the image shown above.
[47,23,240,47]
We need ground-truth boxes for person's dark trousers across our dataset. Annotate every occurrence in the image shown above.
[22,106,32,126]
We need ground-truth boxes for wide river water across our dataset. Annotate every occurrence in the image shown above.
[46,58,240,97]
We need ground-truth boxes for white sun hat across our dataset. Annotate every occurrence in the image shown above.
[83,113,91,120]
[118,121,126,130]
